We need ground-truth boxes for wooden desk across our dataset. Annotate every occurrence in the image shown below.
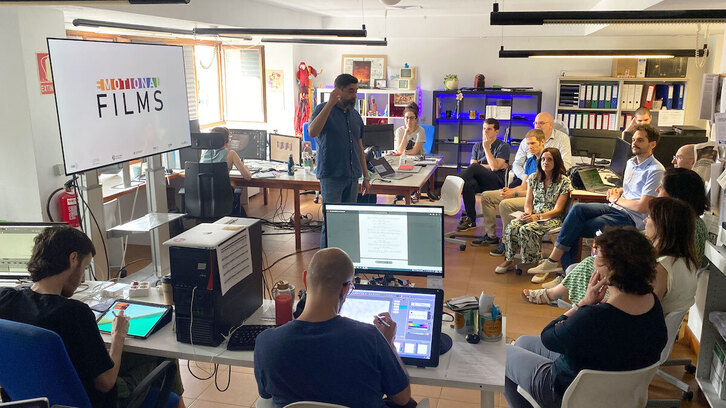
[570,189,607,204]
[230,157,442,251]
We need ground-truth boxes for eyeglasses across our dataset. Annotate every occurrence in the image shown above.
[533,121,550,127]
[404,116,416,120]
[672,155,683,161]
[343,281,355,296]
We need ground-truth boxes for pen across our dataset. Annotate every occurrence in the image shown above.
[112,311,118,318]
[376,315,391,327]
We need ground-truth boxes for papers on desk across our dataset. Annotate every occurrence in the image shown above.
[445,340,505,386]
[509,211,551,222]
[253,171,278,179]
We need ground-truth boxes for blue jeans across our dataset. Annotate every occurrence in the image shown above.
[554,203,634,270]
[505,336,562,408]
[319,177,359,248]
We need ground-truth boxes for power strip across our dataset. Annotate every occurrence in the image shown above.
[128,281,150,298]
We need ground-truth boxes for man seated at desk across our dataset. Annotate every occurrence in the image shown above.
[0,226,185,408]
[254,248,413,408]
[529,124,664,278]
[201,126,252,216]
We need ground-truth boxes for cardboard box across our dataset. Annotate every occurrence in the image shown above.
[646,57,688,78]
[636,59,647,78]
[612,59,638,78]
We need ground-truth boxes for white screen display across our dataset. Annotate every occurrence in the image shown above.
[47,39,191,175]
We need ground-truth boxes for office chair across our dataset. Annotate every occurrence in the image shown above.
[301,122,320,203]
[517,360,661,408]
[648,309,695,405]
[0,318,179,408]
[182,132,234,221]
[419,124,435,154]
[417,175,467,250]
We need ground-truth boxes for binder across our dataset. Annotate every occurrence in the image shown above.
[633,84,644,109]
[558,113,565,123]
[608,113,618,130]
[666,85,674,109]
[604,85,612,108]
[643,84,655,109]
[598,84,606,108]
[675,84,685,109]
[611,84,619,108]
[575,113,582,129]
[619,114,626,130]
[579,85,586,108]
[620,85,628,110]
[568,113,576,129]
[585,85,593,108]
[591,85,599,109]
[625,114,633,130]
[626,85,636,111]
[597,114,604,130]
[588,113,596,129]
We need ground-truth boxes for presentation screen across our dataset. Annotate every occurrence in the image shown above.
[324,204,444,277]
[47,38,191,175]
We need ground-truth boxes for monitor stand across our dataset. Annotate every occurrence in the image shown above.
[439,333,453,355]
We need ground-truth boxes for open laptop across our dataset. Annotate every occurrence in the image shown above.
[604,138,630,187]
[339,285,444,367]
[370,157,411,180]
[577,168,612,193]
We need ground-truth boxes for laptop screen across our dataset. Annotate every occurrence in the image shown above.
[610,138,630,178]
[339,285,443,367]
[578,168,605,190]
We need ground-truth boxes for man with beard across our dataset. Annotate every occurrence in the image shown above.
[309,74,370,248]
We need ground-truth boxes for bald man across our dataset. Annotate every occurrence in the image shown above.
[511,112,572,182]
[254,248,413,408]
[672,144,695,170]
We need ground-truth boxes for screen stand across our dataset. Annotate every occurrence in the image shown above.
[427,276,443,290]
[439,333,452,355]
[590,153,597,167]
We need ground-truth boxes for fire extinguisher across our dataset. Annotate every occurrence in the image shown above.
[58,187,80,227]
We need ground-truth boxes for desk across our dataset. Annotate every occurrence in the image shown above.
[570,189,607,204]
[91,287,504,408]
[230,156,442,251]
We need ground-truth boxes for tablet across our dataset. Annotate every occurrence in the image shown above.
[339,285,444,367]
[97,300,172,339]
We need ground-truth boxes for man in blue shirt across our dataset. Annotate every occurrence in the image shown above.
[254,248,412,408]
[457,118,510,231]
[530,124,665,277]
[309,74,370,249]
[475,129,545,254]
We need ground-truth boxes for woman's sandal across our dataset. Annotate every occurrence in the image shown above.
[522,288,554,305]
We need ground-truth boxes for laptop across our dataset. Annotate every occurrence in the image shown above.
[370,157,411,180]
[339,285,444,367]
[0,398,49,408]
[577,168,611,193]
[605,138,630,187]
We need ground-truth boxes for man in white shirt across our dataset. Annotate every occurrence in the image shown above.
[511,112,572,183]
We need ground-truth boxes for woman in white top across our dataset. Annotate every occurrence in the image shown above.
[646,197,699,315]
[394,102,426,156]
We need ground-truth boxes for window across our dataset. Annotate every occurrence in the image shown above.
[223,46,266,123]
[195,45,222,125]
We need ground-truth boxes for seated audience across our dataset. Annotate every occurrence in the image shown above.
[475,129,545,250]
[254,248,414,408]
[622,107,652,139]
[506,227,667,408]
[672,144,696,170]
[495,148,572,278]
[394,102,425,156]
[0,226,184,408]
[529,124,664,279]
[457,118,510,231]
[510,112,572,185]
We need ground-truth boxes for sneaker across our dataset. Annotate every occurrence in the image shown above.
[541,275,563,289]
[457,217,476,231]
[528,258,562,275]
[489,243,505,256]
[471,235,499,246]
[495,261,515,274]
[427,191,440,201]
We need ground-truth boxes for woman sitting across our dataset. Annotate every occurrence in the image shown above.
[495,148,572,279]
[199,126,252,216]
[505,226,667,408]
[524,168,706,306]
[394,102,426,156]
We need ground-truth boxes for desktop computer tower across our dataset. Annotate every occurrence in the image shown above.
[166,219,263,346]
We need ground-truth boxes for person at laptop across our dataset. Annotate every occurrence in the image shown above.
[475,129,546,251]
[672,144,695,170]
[622,106,652,139]
[394,102,425,156]
[309,74,370,249]
[457,118,510,231]
[0,226,185,408]
[254,248,413,408]
[200,126,253,216]
[510,112,572,186]
[529,124,664,279]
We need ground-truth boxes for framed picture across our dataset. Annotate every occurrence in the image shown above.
[393,93,415,107]
[374,79,387,89]
[342,55,386,89]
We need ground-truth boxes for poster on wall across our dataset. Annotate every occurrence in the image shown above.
[342,55,386,89]
[266,70,284,92]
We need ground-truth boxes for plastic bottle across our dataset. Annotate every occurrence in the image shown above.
[399,150,407,167]
[302,142,313,173]
[287,154,294,176]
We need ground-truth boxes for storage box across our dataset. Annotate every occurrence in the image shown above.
[646,57,688,78]
[612,59,638,78]
[636,59,647,78]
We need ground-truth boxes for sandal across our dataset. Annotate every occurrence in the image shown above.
[522,288,554,305]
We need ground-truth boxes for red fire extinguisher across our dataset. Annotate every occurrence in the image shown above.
[58,187,80,227]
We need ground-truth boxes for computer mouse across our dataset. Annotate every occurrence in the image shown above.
[466,333,480,344]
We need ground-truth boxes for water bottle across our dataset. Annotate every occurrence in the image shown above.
[399,150,407,167]
[302,142,313,173]
[287,154,294,176]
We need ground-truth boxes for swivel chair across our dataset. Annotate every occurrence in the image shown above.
[0,318,179,408]
[182,132,234,221]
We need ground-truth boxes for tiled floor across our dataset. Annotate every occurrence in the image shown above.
[130,189,708,408]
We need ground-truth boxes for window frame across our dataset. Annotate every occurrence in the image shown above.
[220,44,267,124]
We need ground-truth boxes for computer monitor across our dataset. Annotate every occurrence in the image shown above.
[0,222,67,279]
[229,129,267,160]
[339,285,443,367]
[363,124,395,151]
[569,129,621,160]
[269,133,301,165]
[609,138,631,178]
[653,134,708,169]
[323,204,444,277]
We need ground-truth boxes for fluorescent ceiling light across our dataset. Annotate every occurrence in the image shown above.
[490,3,726,25]
[73,19,196,36]
[194,26,367,38]
[498,46,707,59]
[261,38,387,46]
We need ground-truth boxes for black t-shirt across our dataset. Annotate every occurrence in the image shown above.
[0,288,115,406]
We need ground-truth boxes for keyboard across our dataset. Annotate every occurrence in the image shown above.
[226,325,277,351]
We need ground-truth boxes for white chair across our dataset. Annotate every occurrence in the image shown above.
[417,175,467,250]
[648,309,694,405]
[517,360,661,408]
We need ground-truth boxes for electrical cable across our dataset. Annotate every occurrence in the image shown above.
[263,247,319,273]
[45,187,64,222]
[72,178,109,281]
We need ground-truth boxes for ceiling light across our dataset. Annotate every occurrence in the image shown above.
[261,38,387,46]
[194,25,367,38]
[498,46,708,59]
[490,3,726,25]
[73,19,196,36]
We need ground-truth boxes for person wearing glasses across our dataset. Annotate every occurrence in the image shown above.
[254,248,414,408]
[510,112,572,186]
[672,144,695,170]
[394,102,425,156]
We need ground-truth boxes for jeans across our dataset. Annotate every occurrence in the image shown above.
[554,203,634,270]
[319,177,359,248]
[505,336,562,408]
[461,164,503,220]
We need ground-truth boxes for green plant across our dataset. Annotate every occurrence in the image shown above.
[445,74,458,81]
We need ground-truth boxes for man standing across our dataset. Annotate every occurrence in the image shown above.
[457,118,510,231]
[622,107,652,138]
[474,129,546,254]
[530,124,664,277]
[0,226,184,407]
[510,112,572,183]
[309,74,370,248]
[254,248,413,408]
[672,144,695,170]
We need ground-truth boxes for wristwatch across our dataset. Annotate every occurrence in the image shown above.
[514,191,519,197]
